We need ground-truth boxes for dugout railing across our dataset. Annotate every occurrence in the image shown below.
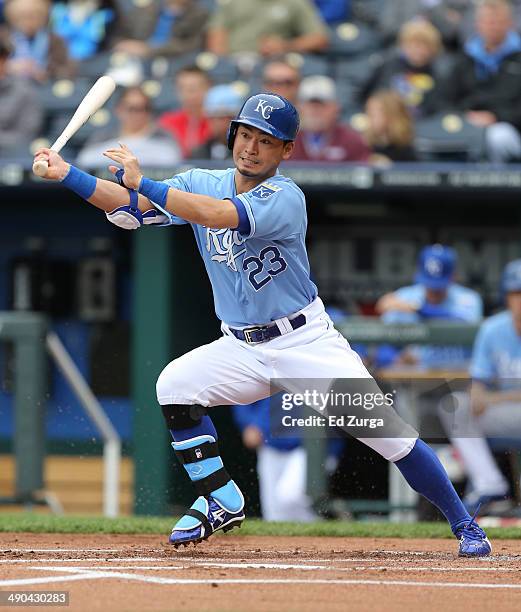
[0,312,121,516]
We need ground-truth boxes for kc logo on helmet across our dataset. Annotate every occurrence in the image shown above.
[255,99,274,119]
[425,257,443,276]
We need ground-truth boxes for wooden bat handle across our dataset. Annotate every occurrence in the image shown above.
[32,159,49,177]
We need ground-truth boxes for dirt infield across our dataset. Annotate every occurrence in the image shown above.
[1,533,521,612]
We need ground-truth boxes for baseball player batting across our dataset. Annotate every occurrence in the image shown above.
[34,93,490,557]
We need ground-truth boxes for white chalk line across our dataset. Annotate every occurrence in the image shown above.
[0,557,168,564]
[0,548,127,553]
[0,573,108,587]
[201,562,521,573]
[2,555,519,565]
[2,558,520,573]
[16,562,521,573]
[3,547,520,562]
[8,567,521,590]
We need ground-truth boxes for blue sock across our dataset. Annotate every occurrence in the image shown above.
[168,412,243,526]
[395,439,471,535]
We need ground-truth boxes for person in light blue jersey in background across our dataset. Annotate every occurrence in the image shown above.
[439,259,521,515]
[34,93,492,557]
[376,244,483,369]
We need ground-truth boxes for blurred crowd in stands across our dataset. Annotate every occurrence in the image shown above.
[2,0,521,164]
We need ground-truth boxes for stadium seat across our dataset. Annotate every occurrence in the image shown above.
[334,52,383,86]
[414,113,487,162]
[345,109,368,133]
[293,53,334,78]
[76,51,113,78]
[329,21,383,57]
[336,81,359,117]
[195,52,238,83]
[334,53,383,107]
[48,108,117,153]
[39,78,98,115]
[141,79,179,112]
[146,52,238,84]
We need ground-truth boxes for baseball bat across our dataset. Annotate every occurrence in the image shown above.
[32,75,116,177]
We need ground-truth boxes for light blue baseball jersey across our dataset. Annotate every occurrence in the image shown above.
[154,167,317,327]
[470,310,521,389]
[381,283,483,368]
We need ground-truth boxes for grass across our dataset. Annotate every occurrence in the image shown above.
[0,514,520,539]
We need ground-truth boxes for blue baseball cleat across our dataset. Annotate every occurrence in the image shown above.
[455,510,492,557]
[169,495,245,548]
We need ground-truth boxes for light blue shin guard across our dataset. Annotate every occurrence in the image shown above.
[172,435,244,530]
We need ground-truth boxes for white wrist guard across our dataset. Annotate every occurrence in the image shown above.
[106,205,168,230]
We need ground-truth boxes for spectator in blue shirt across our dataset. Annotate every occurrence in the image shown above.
[50,0,127,61]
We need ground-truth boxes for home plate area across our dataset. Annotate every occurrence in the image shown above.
[1,534,521,612]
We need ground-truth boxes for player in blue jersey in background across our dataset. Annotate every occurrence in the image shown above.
[439,259,521,515]
[376,245,483,369]
[34,93,491,556]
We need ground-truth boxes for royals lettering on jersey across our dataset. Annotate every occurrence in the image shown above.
[205,228,246,272]
[156,168,317,327]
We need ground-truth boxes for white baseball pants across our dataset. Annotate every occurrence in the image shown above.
[156,297,417,462]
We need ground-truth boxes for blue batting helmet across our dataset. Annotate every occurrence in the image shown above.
[502,259,521,294]
[415,244,456,290]
[227,93,300,150]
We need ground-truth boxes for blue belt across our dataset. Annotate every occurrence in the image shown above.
[229,313,307,344]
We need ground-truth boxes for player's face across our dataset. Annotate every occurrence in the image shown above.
[425,287,448,304]
[233,125,294,180]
